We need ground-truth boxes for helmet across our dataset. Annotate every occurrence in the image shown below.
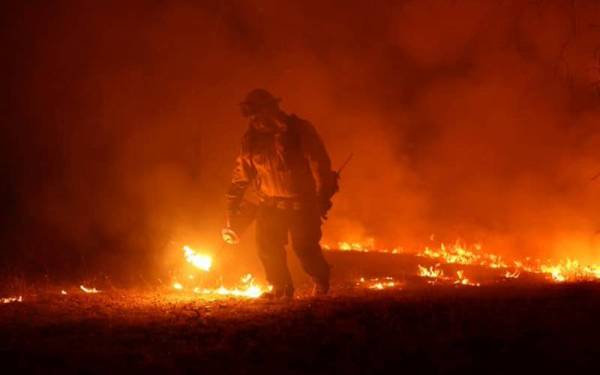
[240,88,280,117]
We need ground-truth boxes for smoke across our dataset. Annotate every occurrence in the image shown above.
[2,0,600,279]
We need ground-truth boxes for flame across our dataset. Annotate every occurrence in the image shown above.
[418,264,444,279]
[418,242,507,268]
[61,290,68,295]
[1,296,22,304]
[175,243,266,299]
[356,276,401,290]
[325,238,400,254]
[541,265,566,282]
[537,260,600,283]
[454,270,480,286]
[327,238,600,284]
[200,285,264,298]
[182,245,213,271]
[369,280,397,290]
[418,242,600,282]
[504,270,521,279]
[173,236,600,299]
[338,241,372,252]
[80,285,100,293]
[174,273,265,299]
[416,264,480,286]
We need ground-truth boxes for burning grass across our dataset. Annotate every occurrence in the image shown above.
[324,239,600,283]
[165,241,600,303]
[1,283,600,373]
[4,240,597,308]
[2,243,600,372]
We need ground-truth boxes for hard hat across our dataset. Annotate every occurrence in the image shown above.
[240,88,280,116]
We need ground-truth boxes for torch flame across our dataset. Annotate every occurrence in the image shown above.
[183,245,213,272]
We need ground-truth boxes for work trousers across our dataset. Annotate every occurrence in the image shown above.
[255,204,330,291]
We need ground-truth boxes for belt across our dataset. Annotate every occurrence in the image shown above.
[260,196,309,210]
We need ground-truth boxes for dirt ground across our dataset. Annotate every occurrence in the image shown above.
[1,281,600,374]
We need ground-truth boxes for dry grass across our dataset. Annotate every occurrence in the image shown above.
[1,282,600,373]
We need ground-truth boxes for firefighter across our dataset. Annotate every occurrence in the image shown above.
[225,88,337,299]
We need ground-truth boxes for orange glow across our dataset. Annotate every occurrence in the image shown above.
[80,285,100,294]
[454,270,480,287]
[324,239,400,254]
[193,285,264,299]
[1,296,22,304]
[174,243,265,299]
[327,239,600,284]
[356,277,402,290]
[416,264,479,286]
[418,264,444,279]
[418,243,600,283]
[8,1,600,304]
[174,273,265,299]
[418,242,507,268]
[182,245,212,272]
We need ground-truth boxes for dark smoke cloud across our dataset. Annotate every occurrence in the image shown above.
[2,0,600,279]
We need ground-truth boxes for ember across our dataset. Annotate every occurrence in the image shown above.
[454,270,480,287]
[504,270,521,279]
[356,277,402,290]
[80,285,100,294]
[1,296,22,304]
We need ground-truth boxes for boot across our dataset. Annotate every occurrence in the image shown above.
[260,285,294,301]
[312,280,329,297]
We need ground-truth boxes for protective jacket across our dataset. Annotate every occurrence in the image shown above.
[227,114,337,214]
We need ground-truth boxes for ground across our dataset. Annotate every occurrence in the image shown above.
[2,281,600,373]
[0,252,598,373]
